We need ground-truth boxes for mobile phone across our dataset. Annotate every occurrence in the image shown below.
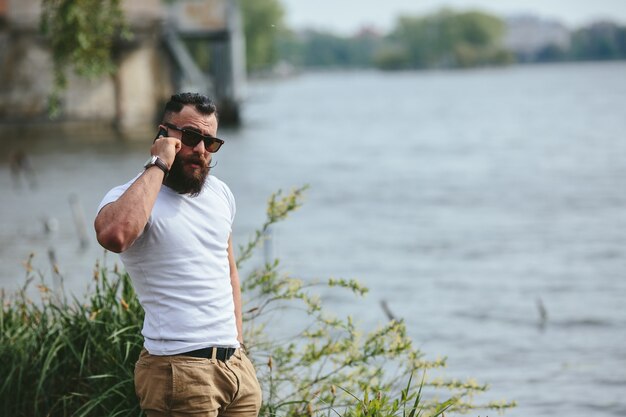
[154,127,167,142]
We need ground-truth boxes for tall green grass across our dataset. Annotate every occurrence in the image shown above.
[1,259,143,416]
[1,187,515,416]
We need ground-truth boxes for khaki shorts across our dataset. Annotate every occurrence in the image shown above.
[134,348,262,417]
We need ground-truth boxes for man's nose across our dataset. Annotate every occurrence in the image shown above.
[192,139,206,153]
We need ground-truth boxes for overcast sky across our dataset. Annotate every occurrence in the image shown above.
[280,0,626,34]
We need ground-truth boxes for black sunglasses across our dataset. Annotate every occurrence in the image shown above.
[164,123,224,153]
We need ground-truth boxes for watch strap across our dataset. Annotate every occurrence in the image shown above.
[144,155,169,177]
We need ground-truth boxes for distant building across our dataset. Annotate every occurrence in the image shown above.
[504,15,571,61]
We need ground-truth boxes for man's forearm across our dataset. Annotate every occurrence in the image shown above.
[233,278,243,344]
[227,236,244,343]
[231,270,244,343]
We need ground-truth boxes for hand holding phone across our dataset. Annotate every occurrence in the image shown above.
[151,126,181,168]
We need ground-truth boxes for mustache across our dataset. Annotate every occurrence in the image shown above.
[180,154,207,166]
[179,154,217,169]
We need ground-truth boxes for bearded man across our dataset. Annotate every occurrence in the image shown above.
[95,93,261,417]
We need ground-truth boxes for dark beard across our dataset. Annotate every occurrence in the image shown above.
[163,154,209,197]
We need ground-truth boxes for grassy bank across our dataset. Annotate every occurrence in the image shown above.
[1,188,515,416]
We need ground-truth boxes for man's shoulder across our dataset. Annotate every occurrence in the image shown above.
[97,173,142,213]
[205,175,233,197]
[207,174,229,187]
[203,175,236,218]
[109,173,142,192]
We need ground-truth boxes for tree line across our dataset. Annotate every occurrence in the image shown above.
[39,0,626,94]
[243,2,626,72]
[529,21,626,63]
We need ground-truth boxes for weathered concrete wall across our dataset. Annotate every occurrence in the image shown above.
[0,0,244,133]
[63,73,117,122]
[0,32,53,118]
[0,0,171,135]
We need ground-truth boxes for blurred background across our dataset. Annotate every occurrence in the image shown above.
[1,1,625,416]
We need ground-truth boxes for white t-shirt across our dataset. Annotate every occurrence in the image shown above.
[97,174,239,355]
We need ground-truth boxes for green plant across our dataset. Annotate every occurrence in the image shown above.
[239,187,515,416]
[0,257,143,416]
[337,373,453,417]
[0,187,515,416]
[39,0,131,117]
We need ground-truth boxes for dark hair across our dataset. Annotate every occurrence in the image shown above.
[162,92,218,121]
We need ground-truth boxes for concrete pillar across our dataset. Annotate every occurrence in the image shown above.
[115,45,162,135]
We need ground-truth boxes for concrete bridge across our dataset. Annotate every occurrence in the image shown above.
[0,0,246,137]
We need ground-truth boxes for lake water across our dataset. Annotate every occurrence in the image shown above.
[2,62,626,416]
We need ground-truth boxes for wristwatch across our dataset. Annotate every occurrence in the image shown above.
[144,155,169,177]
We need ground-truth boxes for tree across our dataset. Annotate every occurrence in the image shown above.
[239,0,285,71]
[276,29,384,69]
[570,22,626,60]
[384,9,512,69]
